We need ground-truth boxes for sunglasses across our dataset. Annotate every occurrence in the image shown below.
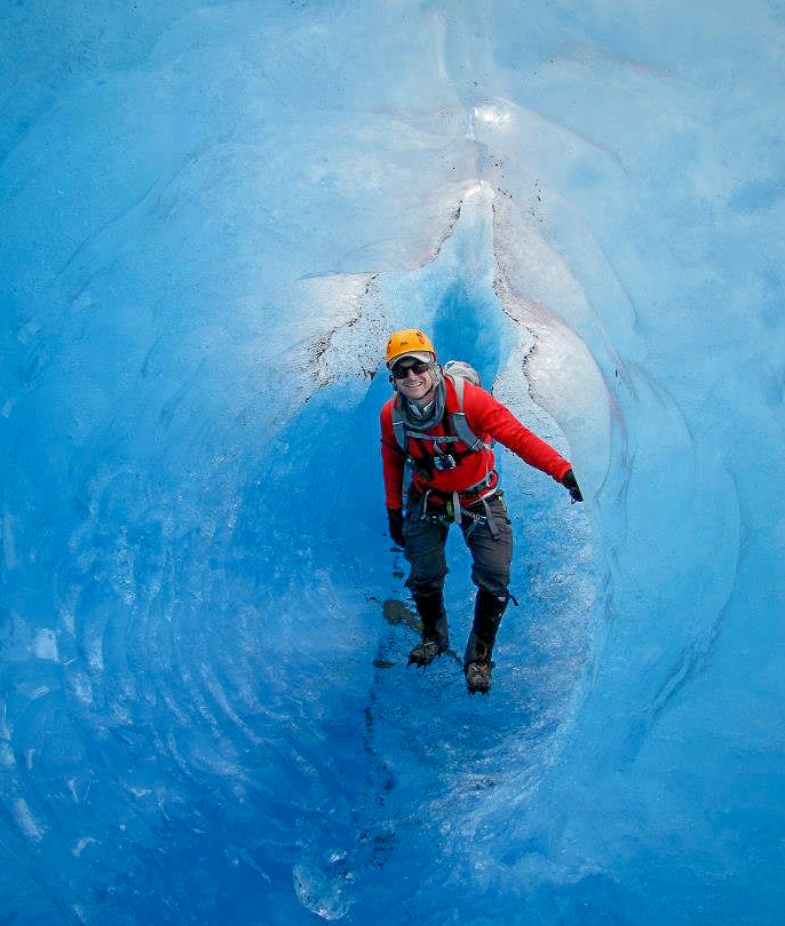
[392,359,430,378]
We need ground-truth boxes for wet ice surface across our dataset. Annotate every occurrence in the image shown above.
[2,1,784,924]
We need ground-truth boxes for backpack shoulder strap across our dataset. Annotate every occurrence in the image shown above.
[449,372,466,409]
[391,394,408,452]
[445,375,490,452]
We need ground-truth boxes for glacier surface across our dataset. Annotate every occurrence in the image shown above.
[1,1,783,924]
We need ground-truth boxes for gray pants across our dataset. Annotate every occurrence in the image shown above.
[402,492,513,599]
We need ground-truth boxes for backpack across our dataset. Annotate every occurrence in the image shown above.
[391,360,491,458]
[441,359,482,388]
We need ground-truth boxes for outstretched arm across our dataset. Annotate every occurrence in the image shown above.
[464,382,582,500]
[464,383,571,480]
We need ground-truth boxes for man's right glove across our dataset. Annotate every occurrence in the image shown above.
[561,469,584,503]
[387,508,405,546]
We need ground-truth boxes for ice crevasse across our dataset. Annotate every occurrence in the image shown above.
[0,1,783,924]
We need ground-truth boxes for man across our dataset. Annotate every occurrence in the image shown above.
[380,328,583,694]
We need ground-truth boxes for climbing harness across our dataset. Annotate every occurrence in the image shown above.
[411,479,503,540]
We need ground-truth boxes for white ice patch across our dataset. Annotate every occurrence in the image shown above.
[0,701,14,768]
[86,635,104,672]
[71,292,95,312]
[72,837,98,857]
[292,863,352,921]
[474,101,514,126]
[463,180,487,200]
[68,672,94,706]
[32,628,59,662]
[2,511,17,569]
[0,743,13,768]
[13,798,45,841]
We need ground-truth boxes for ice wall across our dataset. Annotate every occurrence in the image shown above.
[1,1,783,924]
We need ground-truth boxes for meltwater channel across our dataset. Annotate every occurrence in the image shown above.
[2,2,784,924]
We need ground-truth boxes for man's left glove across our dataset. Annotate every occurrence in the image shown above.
[387,508,405,546]
[562,469,584,503]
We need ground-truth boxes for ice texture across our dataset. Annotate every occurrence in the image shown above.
[1,1,783,924]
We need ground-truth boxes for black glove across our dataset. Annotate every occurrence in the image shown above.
[562,469,584,503]
[387,508,405,546]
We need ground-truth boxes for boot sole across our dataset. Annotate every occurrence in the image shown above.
[408,646,446,667]
[467,683,490,695]
[465,664,492,693]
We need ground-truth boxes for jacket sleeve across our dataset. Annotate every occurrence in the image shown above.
[380,401,406,509]
[463,382,572,482]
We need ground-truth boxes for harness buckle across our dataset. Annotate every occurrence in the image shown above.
[433,453,458,471]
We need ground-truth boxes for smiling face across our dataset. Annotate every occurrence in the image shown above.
[396,365,435,402]
[391,356,436,403]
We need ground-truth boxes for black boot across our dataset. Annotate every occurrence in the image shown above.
[409,591,449,666]
[464,587,509,693]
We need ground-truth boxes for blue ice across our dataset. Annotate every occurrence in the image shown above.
[1,1,783,924]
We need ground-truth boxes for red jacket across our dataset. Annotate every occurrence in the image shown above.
[380,378,572,509]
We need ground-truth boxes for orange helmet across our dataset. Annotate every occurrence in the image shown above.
[385,328,436,368]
